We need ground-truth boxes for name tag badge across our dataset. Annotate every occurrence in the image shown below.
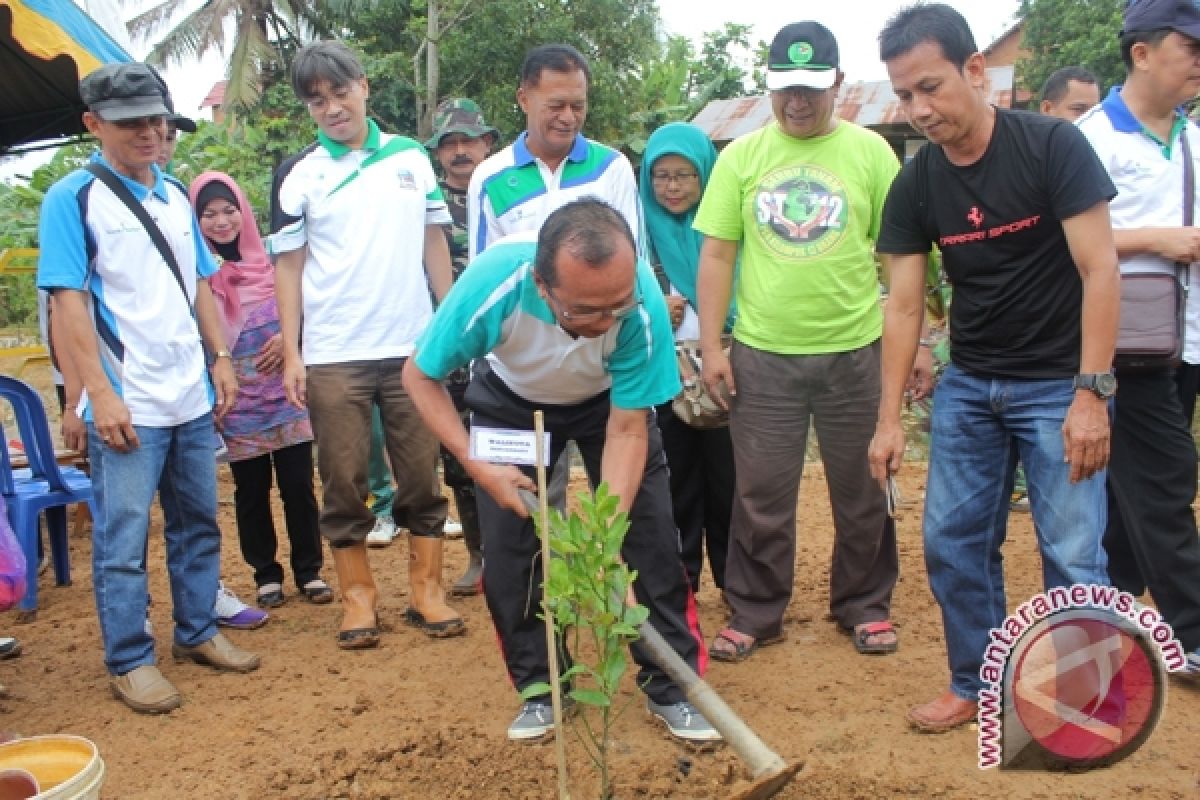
[469,426,551,466]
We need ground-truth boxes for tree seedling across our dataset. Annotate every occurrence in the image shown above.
[524,482,648,800]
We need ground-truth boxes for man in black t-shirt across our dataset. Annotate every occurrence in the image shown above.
[869,3,1120,734]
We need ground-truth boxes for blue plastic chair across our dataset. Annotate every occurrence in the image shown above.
[0,375,93,614]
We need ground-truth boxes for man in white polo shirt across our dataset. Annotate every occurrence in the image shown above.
[38,62,260,714]
[270,40,462,649]
[1076,0,1200,683]
[403,199,718,744]
[467,44,640,257]
[467,43,642,513]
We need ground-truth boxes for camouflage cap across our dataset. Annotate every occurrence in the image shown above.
[425,98,499,149]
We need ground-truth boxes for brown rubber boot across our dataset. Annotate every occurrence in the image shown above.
[405,534,465,637]
[331,543,380,649]
[450,511,483,597]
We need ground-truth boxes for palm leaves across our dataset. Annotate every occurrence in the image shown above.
[127,0,361,111]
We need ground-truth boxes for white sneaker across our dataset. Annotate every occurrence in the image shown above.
[444,516,463,538]
[366,514,398,547]
[214,582,268,629]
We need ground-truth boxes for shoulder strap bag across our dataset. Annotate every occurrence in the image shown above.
[1113,127,1192,370]
[85,163,190,303]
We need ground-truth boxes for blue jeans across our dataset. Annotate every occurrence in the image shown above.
[924,366,1109,700]
[89,413,221,675]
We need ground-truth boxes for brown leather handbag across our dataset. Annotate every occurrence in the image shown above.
[1114,128,1192,370]
[671,337,732,428]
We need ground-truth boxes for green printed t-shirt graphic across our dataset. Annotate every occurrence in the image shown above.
[694,122,898,354]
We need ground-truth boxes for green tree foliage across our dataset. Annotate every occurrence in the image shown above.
[129,0,374,111]
[342,0,763,159]
[170,81,315,225]
[346,0,662,143]
[619,23,765,157]
[362,51,420,136]
[2,145,93,245]
[0,182,42,251]
[4,2,771,317]
[689,22,765,102]
[0,144,92,328]
[1017,0,1125,98]
[130,0,769,176]
[0,268,38,330]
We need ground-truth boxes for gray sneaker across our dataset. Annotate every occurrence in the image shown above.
[507,698,575,741]
[647,700,722,742]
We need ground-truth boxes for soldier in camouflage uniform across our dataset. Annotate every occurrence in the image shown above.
[425,98,499,595]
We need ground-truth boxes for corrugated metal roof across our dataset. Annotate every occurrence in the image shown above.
[690,95,775,143]
[693,66,1015,142]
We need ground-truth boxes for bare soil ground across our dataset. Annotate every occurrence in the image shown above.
[2,357,1198,799]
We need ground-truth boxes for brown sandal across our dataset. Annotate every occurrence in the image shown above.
[708,628,782,663]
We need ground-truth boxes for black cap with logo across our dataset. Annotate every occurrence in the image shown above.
[765,21,840,91]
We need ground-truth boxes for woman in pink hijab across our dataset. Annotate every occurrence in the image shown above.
[190,172,331,609]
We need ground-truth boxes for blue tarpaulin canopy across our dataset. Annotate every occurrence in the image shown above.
[0,0,131,152]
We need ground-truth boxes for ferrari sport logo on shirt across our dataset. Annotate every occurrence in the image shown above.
[754,164,849,259]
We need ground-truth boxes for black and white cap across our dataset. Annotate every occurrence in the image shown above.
[765,21,840,91]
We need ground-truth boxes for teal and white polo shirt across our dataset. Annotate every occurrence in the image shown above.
[466,133,641,259]
[269,120,452,365]
[414,237,679,409]
[1077,88,1200,364]
[37,154,217,427]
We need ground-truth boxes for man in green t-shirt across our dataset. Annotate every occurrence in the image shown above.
[694,20,901,661]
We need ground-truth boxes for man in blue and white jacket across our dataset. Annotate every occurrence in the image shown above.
[38,62,259,715]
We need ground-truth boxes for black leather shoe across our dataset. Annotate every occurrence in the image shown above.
[256,585,285,608]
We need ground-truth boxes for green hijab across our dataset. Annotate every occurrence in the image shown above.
[638,122,735,330]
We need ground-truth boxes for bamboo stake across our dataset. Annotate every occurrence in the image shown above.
[534,411,571,800]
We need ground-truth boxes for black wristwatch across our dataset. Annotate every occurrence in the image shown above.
[1073,373,1117,399]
